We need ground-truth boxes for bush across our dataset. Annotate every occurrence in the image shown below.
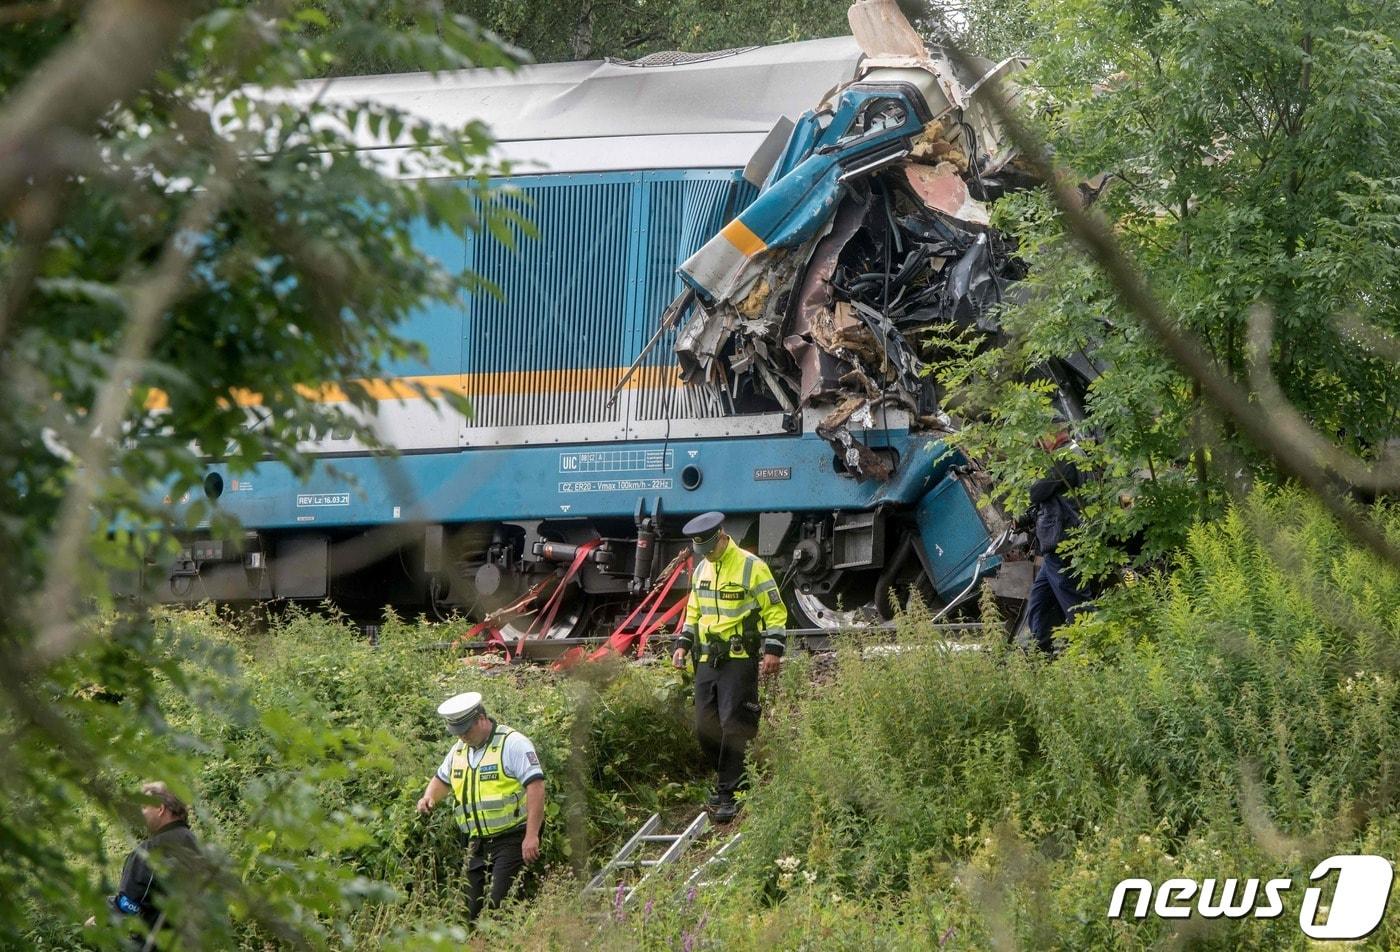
[27,606,703,949]
[28,487,1400,949]
[539,487,1400,950]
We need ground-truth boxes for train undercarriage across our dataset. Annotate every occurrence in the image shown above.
[154,498,1032,644]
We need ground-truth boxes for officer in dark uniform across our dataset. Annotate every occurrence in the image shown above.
[86,781,203,944]
[1023,431,1092,652]
[671,512,787,822]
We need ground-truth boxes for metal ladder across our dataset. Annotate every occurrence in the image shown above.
[583,811,710,905]
[685,831,742,889]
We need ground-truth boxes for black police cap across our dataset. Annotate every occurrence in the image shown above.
[681,511,725,538]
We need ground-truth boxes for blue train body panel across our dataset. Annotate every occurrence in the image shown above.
[200,429,956,531]
[915,474,1001,596]
[464,170,752,374]
[680,84,931,303]
[384,219,466,378]
[163,163,1000,619]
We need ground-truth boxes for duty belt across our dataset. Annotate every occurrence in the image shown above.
[698,614,760,666]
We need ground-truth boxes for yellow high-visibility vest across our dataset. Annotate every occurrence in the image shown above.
[449,725,526,838]
[682,542,787,660]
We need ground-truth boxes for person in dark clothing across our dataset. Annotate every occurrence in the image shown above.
[1024,434,1093,653]
[87,782,202,942]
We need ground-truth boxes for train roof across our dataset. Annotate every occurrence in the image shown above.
[281,36,867,175]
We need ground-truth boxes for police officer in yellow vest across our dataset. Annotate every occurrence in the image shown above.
[416,692,545,922]
[671,512,787,822]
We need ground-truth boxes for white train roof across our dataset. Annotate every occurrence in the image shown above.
[278,36,866,175]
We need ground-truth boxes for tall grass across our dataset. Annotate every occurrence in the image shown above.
[36,606,703,949]
[38,487,1400,949]
[513,487,1400,950]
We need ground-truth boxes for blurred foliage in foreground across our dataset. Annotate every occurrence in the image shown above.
[15,487,1399,949]
[0,0,523,945]
[938,0,1400,582]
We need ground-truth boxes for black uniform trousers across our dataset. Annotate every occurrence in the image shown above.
[465,826,527,922]
[694,653,761,797]
[1027,553,1091,652]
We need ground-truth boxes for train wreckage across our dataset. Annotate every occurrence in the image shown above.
[668,33,1035,482]
[152,0,1097,652]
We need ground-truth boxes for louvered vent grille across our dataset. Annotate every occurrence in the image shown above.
[461,171,754,430]
[464,176,634,428]
[632,176,754,421]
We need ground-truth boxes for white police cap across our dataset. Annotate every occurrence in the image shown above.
[437,692,484,732]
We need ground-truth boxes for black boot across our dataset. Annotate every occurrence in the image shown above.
[712,796,740,823]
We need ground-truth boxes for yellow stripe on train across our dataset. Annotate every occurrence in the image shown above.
[141,366,683,411]
[719,218,768,257]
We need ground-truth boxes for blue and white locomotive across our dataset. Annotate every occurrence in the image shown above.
[159,20,1037,642]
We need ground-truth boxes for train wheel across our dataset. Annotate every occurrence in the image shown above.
[788,563,945,645]
[789,588,885,630]
[500,580,595,641]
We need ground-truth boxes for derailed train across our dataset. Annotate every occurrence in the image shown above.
[155,2,1079,642]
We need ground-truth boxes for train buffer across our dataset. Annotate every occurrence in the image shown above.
[583,811,712,906]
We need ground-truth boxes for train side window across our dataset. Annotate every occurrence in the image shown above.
[834,97,909,147]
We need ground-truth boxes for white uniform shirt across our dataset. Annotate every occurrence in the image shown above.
[436,724,544,788]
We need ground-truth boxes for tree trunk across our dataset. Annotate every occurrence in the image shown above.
[571,1,594,60]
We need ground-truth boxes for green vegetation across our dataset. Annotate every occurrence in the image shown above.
[18,489,1398,948]
[3,0,1399,948]
[509,489,1400,949]
[22,607,703,948]
[938,0,1400,579]
[722,488,1400,949]
[0,3,521,946]
[307,0,1033,81]
[309,0,854,71]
